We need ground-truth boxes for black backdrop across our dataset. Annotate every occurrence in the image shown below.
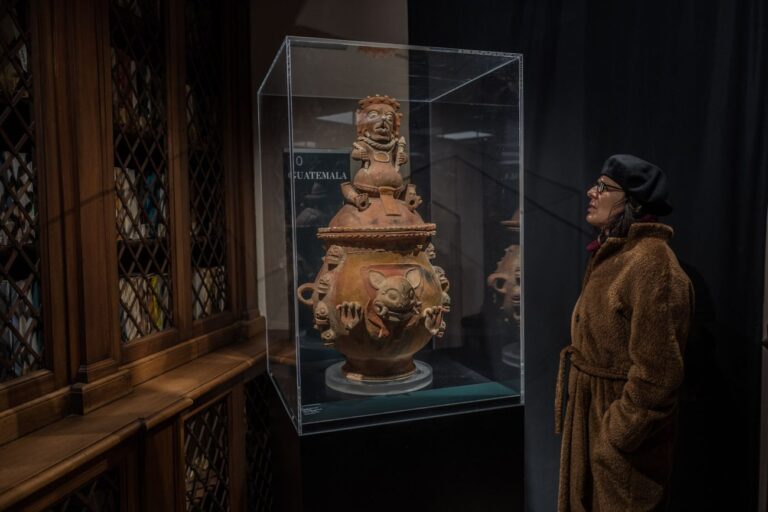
[409,1,767,510]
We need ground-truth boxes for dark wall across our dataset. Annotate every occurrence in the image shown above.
[409,1,768,511]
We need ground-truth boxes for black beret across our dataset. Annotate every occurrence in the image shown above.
[601,154,673,216]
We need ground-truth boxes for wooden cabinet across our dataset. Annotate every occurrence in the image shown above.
[0,0,270,510]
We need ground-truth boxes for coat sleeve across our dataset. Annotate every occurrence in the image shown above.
[601,247,693,452]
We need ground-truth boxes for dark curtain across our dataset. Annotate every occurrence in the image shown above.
[409,1,768,510]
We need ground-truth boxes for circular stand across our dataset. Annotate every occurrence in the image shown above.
[325,360,433,396]
[502,342,521,368]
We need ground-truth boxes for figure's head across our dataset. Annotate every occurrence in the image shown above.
[487,245,521,323]
[368,268,421,322]
[315,301,329,318]
[587,154,672,235]
[356,95,402,142]
[424,243,436,260]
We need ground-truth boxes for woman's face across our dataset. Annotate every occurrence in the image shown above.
[586,175,625,229]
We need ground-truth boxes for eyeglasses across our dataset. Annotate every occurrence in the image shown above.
[593,180,623,194]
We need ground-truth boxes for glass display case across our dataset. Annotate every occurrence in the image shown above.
[256,37,523,434]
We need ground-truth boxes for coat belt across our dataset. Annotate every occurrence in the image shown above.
[555,345,629,434]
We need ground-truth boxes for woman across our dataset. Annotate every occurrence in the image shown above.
[555,154,694,511]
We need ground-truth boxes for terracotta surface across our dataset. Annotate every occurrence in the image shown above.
[487,209,521,323]
[298,95,450,381]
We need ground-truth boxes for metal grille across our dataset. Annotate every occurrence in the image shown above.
[186,0,226,320]
[0,0,43,382]
[110,0,172,342]
[185,398,230,511]
[245,375,273,512]
[44,467,121,512]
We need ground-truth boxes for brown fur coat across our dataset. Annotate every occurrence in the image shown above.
[555,223,693,511]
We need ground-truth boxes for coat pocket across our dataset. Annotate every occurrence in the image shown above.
[590,415,632,509]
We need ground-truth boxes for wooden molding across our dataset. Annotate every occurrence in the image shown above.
[122,315,265,387]
[242,315,266,341]
[187,311,237,341]
[66,0,121,372]
[70,369,133,415]
[0,335,266,509]
[0,317,265,447]
[242,307,263,321]
[123,322,239,387]
[120,329,182,365]
[166,0,193,337]
[140,398,193,432]
[11,441,140,512]
[0,421,140,510]
[0,370,56,412]
[76,358,120,384]
[13,449,116,511]
[232,0,259,316]
[0,387,71,447]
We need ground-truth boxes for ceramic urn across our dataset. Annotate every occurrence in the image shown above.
[297,95,450,382]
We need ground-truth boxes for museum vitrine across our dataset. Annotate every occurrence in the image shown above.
[257,37,523,433]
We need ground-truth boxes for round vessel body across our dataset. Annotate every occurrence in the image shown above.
[300,232,443,381]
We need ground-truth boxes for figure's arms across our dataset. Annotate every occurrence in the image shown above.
[337,301,363,331]
[351,141,369,162]
[396,136,408,166]
[341,182,369,210]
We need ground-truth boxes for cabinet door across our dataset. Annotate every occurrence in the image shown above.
[0,0,52,396]
[183,394,232,511]
[109,0,178,361]
[185,0,230,324]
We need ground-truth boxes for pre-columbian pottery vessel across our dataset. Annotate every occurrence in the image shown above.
[297,95,450,382]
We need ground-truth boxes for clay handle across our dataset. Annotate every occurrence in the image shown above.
[297,283,315,306]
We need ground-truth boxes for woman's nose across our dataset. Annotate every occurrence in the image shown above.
[587,186,597,199]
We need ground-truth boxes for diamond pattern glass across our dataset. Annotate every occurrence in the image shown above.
[186,0,227,320]
[44,468,121,512]
[110,0,172,343]
[0,0,43,382]
[185,398,230,512]
[245,375,274,512]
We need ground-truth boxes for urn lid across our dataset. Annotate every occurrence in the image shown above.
[319,195,435,246]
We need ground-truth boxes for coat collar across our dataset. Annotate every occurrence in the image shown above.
[591,222,673,266]
[625,222,673,241]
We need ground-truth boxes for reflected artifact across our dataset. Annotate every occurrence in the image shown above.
[487,209,521,323]
[297,95,450,385]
